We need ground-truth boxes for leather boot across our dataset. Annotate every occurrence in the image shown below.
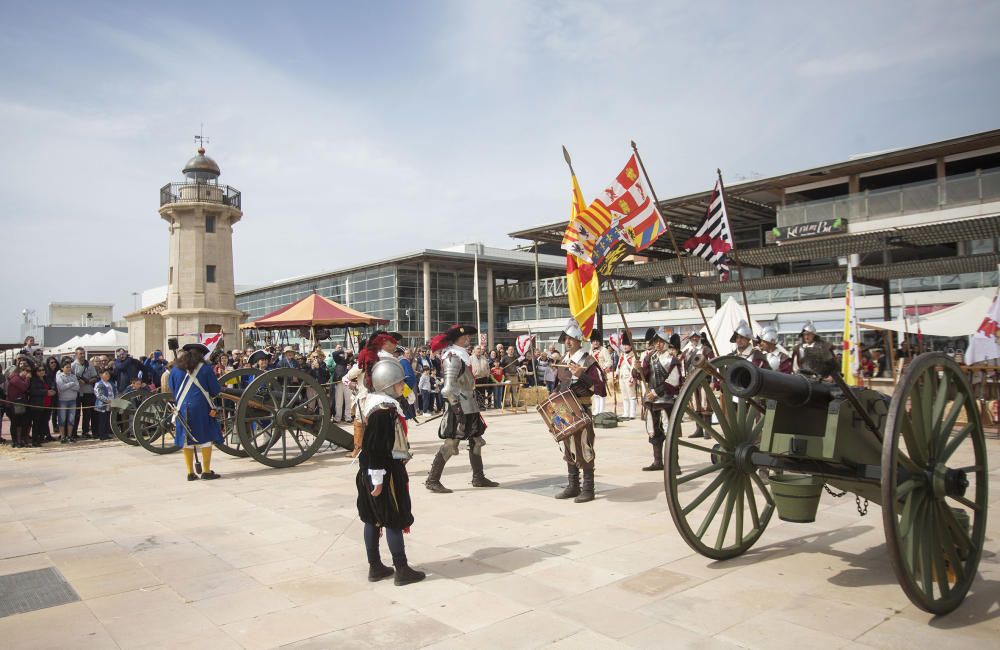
[555,464,580,499]
[425,451,453,493]
[469,449,499,487]
[642,443,664,471]
[575,467,595,503]
[394,563,427,586]
[367,562,394,582]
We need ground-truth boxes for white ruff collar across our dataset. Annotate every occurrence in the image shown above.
[364,392,401,418]
[443,345,471,364]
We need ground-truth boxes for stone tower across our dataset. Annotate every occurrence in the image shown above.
[157,145,243,350]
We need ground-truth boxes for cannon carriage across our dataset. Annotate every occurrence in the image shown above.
[664,352,988,615]
[122,367,353,467]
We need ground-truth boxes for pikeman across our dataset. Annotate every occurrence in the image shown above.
[168,343,224,481]
[731,320,767,367]
[553,318,605,503]
[425,324,498,493]
[758,327,792,373]
[684,331,715,439]
[641,330,683,470]
[616,334,640,420]
[793,321,836,376]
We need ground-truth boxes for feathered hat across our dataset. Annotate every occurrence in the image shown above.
[430,324,476,352]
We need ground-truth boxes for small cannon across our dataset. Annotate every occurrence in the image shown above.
[663,353,988,615]
[127,367,353,468]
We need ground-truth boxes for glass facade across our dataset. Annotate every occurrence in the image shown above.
[238,260,507,346]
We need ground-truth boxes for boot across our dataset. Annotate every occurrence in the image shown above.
[469,449,499,487]
[574,467,595,503]
[394,563,426,586]
[425,451,453,493]
[367,562,394,582]
[642,443,664,471]
[555,464,581,500]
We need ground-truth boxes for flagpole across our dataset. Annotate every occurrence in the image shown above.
[630,140,719,354]
[474,251,482,339]
[717,169,754,329]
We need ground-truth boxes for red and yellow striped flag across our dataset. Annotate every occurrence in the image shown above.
[565,174,600,337]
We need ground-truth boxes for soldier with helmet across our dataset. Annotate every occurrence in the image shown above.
[731,320,767,367]
[424,325,498,493]
[684,331,715,438]
[553,318,605,503]
[793,321,836,376]
[355,358,425,586]
[758,327,793,373]
[641,329,683,470]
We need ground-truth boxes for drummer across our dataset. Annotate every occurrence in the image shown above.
[168,343,224,481]
[552,318,605,504]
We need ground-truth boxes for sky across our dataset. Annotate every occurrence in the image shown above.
[1,0,999,340]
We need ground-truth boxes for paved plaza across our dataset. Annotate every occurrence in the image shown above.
[0,411,997,649]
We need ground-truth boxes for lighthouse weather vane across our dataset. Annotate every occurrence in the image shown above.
[194,123,210,150]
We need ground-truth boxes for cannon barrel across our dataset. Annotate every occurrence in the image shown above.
[723,359,834,410]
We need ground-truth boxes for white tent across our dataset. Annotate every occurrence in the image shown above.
[859,293,995,337]
[48,329,129,355]
[702,297,765,355]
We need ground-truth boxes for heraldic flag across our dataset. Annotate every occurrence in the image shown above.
[683,179,734,277]
[604,154,665,252]
[564,173,600,337]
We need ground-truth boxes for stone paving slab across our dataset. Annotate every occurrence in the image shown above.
[0,412,996,649]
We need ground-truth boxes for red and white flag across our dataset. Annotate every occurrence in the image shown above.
[515,334,535,360]
[608,332,625,354]
[200,332,223,354]
[683,179,734,277]
[603,155,666,252]
[965,296,1000,364]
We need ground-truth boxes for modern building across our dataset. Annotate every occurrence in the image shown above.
[127,144,243,355]
[505,129,1000,352]
[236,243,564,348]
[17,303,117,349]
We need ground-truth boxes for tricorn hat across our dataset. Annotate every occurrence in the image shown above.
[183,342,210,355]
[444,324,476,342]
[729,320,753,343]
[247,350,269,365]
[558,318,584,343]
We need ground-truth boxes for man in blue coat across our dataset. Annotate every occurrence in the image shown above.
[168,343,224,481]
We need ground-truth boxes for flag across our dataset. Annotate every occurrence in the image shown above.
[564,169,600,337]
[683,179,734,277]
[562,173,613,263]
[200,332,223,354]
[592,220,631,277]
[608,332,624,354]
[604,155,665,251]
[515,334,534,359]
[473,251,481,334]
[841,265,860,385]
[965,295,1000,364]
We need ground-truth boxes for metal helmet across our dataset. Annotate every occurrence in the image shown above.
[801,321,817,334]
[759,326,779,344]
[370,359,406,396]
[730,320,753,343]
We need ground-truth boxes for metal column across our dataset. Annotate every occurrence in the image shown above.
[422,260,432,342]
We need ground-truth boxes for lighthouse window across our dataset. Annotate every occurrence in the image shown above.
[207,265,216,283]
[205,214,216,233]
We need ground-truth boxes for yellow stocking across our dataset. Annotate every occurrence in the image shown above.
[200,445,213,473]
[183,448,195,474]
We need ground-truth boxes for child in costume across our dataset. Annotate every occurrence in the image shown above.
[356,358,425,586]
[168,343,224,481]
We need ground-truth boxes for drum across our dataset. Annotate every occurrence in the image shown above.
[537,390,591,442]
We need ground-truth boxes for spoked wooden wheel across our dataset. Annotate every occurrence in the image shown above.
[665,355,774,560]
[214,368,260,458]
[111,388,151,446]
[132,392,180,455]
[882,352,988,615]
[235,368,331,468]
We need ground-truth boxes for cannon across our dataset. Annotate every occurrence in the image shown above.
[109,387,152,445]
[664,353,988,615]
[127,367,353,468]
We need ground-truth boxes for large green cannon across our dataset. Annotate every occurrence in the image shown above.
[124,367,353,468]
[664,353,988,615]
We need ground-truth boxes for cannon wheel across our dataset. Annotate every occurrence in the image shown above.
[132,392,181,455]
[235,367,331,468]
[110,388,151,446]
[882,352,988,615]
[214,368,261,458]
[665,355,774,560]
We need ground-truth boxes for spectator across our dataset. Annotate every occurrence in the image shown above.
[430,368,443,412]
[418,367,433,415]
[55,359,80,444]
[470,345,491,408]
[44,356,61,435]
[490,360,504,409]
[144,350,168,389]
[112,348,144,394]
[307,356,331,386]
[214,352,233,377]
[330,349,351,422]
[72,347,99,439]
[276,346,300,369]
[93,369,116,440]
[6,364,32,447]
[28,365,54,447]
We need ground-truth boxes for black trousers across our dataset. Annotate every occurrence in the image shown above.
[93,410,112,440]
[73,394,96,434]
[32,406,49,445]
